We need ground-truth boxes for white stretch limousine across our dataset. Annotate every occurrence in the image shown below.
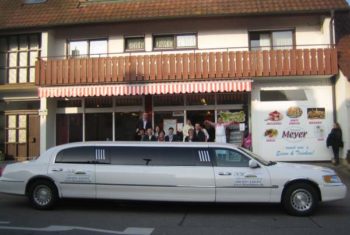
[0,142,347,216]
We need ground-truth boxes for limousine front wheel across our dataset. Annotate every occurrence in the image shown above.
[282,183,318,216]
[28,180,58,210]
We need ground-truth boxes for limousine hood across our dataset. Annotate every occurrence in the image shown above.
[272,162,336,175]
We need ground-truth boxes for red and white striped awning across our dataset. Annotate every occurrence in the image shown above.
[38,80,252,98]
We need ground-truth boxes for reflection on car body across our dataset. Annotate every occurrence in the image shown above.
[0,142,347,216]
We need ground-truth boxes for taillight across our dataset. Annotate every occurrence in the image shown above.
[0,166,5,177]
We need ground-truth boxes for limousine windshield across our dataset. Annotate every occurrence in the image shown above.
[238,147,271,166]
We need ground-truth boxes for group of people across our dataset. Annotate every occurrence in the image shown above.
[135,112,243,144]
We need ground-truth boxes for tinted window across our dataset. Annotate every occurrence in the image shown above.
[260,90,307,101]
[55,147,95,164]
[213,149,250,167]
[108,147,206,166]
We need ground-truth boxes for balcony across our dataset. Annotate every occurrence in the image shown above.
[35,48,338,86]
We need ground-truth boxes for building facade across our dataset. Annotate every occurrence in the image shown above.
[0,0,349,162]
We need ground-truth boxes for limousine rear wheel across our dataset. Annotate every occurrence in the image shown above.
[282,183,318,216]
[28,180,58,210]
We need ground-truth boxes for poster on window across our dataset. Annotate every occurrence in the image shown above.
[163,119,177,136]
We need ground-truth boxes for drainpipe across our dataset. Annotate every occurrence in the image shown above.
[330,10,335,47]
[330,10,337,122]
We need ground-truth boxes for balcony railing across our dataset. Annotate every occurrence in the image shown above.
[35,48,338,86]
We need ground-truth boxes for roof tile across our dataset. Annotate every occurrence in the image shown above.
[0,0,348,30]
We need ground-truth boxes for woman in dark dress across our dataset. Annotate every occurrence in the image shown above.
[327,123,343,165]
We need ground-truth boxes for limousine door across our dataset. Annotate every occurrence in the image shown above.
[95,146,215,202]
[48,146,96,198]
[212,148,272,202]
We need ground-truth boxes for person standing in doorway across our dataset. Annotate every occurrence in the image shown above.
[205,117,238,143]
[327,123,343,165]
[136,112,152,134]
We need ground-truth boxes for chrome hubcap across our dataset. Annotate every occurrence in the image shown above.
[33,185,52,206]
[290,189,313,212]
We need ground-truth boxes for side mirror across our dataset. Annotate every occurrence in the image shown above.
[249,160,259,169]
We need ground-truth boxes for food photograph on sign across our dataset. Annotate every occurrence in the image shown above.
[286,106,303,118]
[307,108,325,119]
[265,110,283,121]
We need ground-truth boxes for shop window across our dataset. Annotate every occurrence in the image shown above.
[56,114,83,145]
[153,34,197,50]
[125,37,145,51]
[153,95,184,107]
[186,94,215,106]
[217,93,248,105]
[115,96,143,106]
[68,39,108,58]
[85,113,112,141]
[0,34,41,84]
[249,30,293,50]
[154,111,184,133]
[57,99,82,108]
[260,90,307,101]
[85,97,113,108]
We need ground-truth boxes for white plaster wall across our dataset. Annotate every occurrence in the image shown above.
[198,30,248,50]
[295,17,331,49]
[45,15,330,57]
[335,71,350,159]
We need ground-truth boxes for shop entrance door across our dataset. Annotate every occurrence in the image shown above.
[5,113,40,161]
[115,112,140,141]
[28,115,40,158]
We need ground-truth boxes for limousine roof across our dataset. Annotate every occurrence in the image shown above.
[48,141,238,152]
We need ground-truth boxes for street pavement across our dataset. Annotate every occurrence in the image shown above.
[0,161,349,235]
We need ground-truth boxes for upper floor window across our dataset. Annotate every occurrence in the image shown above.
[125,36,145,51]
[249,30,294,51]
[68,39,108,58]
[0,34,41,84]
[153,34,197,50]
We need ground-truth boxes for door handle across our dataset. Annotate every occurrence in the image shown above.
[74,171,86,175]
[218,172,232,176]
[52,168,63,172]
[245,174,257,178]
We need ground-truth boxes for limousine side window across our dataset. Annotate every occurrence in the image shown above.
[108,147,207,166]
[213,148,250,167]
[55,147,95,164]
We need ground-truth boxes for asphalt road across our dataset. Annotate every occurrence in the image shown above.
[0,163,349,235]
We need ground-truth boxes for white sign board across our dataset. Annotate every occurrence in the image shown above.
[252,86,334,161]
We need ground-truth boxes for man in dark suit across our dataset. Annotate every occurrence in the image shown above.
[142,127,157,141]
[194,123,206,142]
[165,127,179,142]
[136,112,152,133]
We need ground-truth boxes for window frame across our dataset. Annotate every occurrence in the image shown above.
[105,146,209,166]
[0,33,41,84]
[248,29,295,51]
[124,36,145,52]
[67,38,109,58]
[211,148,251,167]
[55,146,95,164]
[153,33,198,51]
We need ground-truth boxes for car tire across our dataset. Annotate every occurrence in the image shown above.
[28,179,58,210]
[282,182,318,216]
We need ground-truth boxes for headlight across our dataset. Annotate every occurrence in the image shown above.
[323,175,342,184]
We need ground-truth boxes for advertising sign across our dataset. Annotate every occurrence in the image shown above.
[259,105,330,160]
